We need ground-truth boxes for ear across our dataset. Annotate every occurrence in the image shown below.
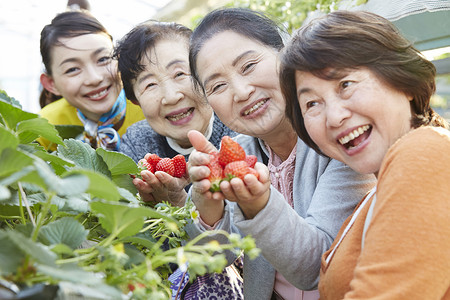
[40,73,62,96]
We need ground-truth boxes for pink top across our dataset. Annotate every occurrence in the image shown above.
[266,143,319,300]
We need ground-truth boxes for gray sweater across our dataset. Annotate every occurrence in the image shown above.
[186,134,376,300]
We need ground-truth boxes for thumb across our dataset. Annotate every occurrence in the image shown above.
[187,130,217,154]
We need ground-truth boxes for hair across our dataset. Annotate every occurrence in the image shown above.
[39,10,112,107]
[114,21,192,103]
[279,10,448,154]
[189,7,286,93]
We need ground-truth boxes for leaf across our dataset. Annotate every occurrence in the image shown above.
[0,230,24,274]
[36,264,103,286]
[91,201,177,239]
[96,148,139,176]
[0,126,19,152]
[64,169,120,201]
[6,230,57,266]
[57,139,111,177]
[0,185,11,201]
[17,117,63,145]
[0,89,22,109]
[54,124,84,139]
[0,100,37,131]
[39,217,89,249]
[112,173,137,194]
[33,158,90,196]
[0,148,34,177]
[118,187,139,203]
[121,233,157,250]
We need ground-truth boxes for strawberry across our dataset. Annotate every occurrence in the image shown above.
[138,158,155,173]
[172,154,187,178]
[218,136,246,167]
[244,155,257,168]
[146,153,162,169]
[207,151,224,192]
[155,157,175,176]
[223,160,259,181]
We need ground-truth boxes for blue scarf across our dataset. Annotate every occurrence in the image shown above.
[76,90,127,151]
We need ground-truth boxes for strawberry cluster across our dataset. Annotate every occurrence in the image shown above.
[137,153,187,178]
[208,136,259,192]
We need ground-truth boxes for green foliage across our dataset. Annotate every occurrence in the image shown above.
[0,90,259,299]
[226,0,368,33]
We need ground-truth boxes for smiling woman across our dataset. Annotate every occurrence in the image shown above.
[36,10,145,151]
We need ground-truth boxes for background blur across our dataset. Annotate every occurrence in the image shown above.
[1,0,449,119]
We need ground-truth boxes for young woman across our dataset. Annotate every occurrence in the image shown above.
[185,8,376,300]
[279,10,450,299]
[38,10,145,151]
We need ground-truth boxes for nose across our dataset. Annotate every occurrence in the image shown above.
[161,81,184,105]
[232,76,255,103]
[84,65,103,86]
[325,99,351,128]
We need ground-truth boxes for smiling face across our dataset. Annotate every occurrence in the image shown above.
[196,30,288,139]
[43,33,121,121]
[295,67,413,176]
[132,39,212,148]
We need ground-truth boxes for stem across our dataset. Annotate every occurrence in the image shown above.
[18,182,34,226]
[31,192,54,241]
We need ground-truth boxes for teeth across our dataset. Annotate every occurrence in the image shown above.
[88,89,107,99]
[244,100,267,116]
[168,108,193,121]
[339,125,370,145]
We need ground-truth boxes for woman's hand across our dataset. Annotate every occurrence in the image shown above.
[133,171,189,206]
[187,130,225,225]
[220,162,271,219]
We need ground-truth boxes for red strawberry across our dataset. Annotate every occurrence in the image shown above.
[138,158,155,173]
[244,155,257,168]
[155,157,175,176]
[207,151,224,192]
[218,136,246,167]
[224,160,259,181]
[146,153,161,169]
[172,154,187,178]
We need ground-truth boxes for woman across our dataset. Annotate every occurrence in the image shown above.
[114,20,237,205]
[38,10,145,151]
[279,10,450,299]
[186,8,376,300]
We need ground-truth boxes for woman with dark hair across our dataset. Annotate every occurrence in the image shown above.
[38,10,144,151]
[186,7,375,300]
[280,10,450,299]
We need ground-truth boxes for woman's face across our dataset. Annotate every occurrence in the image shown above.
[295,67,412,175]
[44,33,121,121]
[196,30,287,138]
[132,39,212,148]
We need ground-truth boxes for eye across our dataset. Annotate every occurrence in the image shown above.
[98,56,112,65]
[304,99,319,110]
[242,61,257,73]
[208,82,226,95]
[145,82,156,89]
[340,80,353,89]
[64,67,79,75]
[175,71,188,78]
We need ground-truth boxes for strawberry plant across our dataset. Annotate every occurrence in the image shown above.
[0,90,259,299]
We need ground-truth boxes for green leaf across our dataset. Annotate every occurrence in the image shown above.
[0,126,19,152]
[0,89,22,109]
[6,230,57,266]
[0,100,37,131]
[0,185,11,200]
[40,217,89,249]
[36,264,103,286]
[118,187,139,203]
[0,230,24,274]
[91,201,177,238]
[0,148,34,177]
[57,139,111,177]
[112,173,137,194]
[17,117,63,145]
[64,169,120,201]
[33,158,89,196]
[54,124,84,139]
[121,233,157,249]
[96,148,139,176]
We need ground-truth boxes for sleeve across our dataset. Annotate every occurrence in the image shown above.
[234,159,376,290]
[344,129,450,299]
[119,124,146,163]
